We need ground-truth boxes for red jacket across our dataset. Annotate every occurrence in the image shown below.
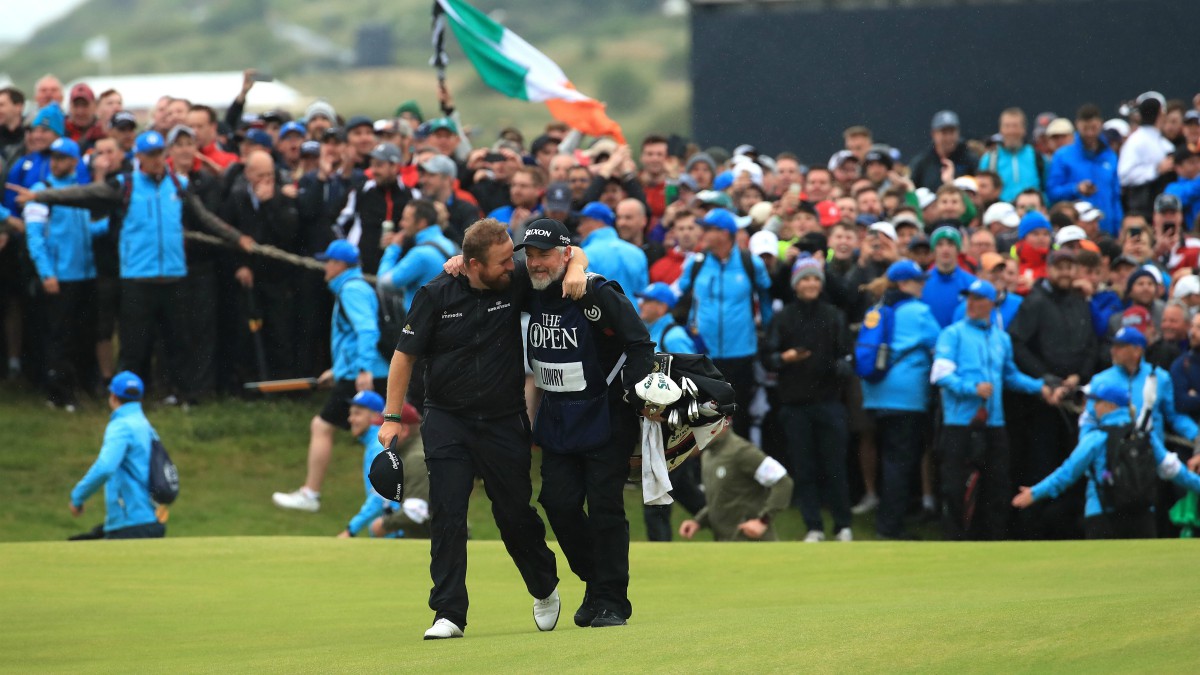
[200,143,238,171]
[650,247,694,284]
[1014,241,1049,295]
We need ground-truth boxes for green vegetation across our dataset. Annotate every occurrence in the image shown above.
[1,536,1194,672]
[6,0,692,144]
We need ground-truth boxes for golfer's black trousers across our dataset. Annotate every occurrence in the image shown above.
[422,408,558,630]
[939,425,1012,541]
[538,396,638,619]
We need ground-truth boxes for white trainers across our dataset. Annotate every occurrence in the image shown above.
[850,493,879,515]
[533,587,560,631]
[803,530,825,543]
[272,488,320,512]
[835,527,853,542]
[423,618,464,640]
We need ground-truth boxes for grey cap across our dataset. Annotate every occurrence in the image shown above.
[931,110,960,130]
[306,100,337,123]
[1155,193,1182,213]
[369,142,403,164]
[419,153,457,176]
[166,124,195,145]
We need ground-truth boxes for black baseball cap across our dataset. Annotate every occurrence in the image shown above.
[345,115,373,131]
[110,111,137,130]
[321,126,346,143]
[514,218,572,251]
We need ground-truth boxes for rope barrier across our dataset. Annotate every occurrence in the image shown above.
[185,231,377,283]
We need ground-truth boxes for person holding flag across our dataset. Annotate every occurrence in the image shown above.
[431,0,625,143]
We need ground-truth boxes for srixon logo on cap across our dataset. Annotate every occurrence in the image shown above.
[527,228,554,238]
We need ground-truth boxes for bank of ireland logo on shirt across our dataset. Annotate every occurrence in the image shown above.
[402,324,414,335]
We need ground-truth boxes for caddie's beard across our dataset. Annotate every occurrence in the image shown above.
[529,261,567,291]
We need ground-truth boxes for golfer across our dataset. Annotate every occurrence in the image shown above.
[378,218,587,640]
[69,371,166,539]
[517,218,655,628]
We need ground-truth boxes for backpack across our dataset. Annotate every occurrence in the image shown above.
[672,250,759,355]
[340,278,397,361]
[854,301,898,383]
[1096,423,1158,514]
[148,436,180,505]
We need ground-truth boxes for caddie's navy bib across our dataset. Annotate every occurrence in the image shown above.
[526,289,612,452]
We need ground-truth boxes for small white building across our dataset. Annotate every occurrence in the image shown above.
[64,71,305,114]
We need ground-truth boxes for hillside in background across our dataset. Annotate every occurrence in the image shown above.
[6,0,691,144]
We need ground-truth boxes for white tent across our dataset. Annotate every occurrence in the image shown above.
[64,71,305,114]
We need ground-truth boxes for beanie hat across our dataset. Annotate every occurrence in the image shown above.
[929,225,963,250]
[1125,267,1158,298]
[1017,212,1052,240]
[790,254,825,287]
[685,152,717,174]
[394,99,423,122]
[33,103,65,137]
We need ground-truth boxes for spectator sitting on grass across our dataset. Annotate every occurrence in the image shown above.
[678,431,793,542]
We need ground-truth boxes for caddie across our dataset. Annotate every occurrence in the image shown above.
[517,218,656,628]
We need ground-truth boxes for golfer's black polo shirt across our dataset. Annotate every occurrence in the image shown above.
[396,271,528,419]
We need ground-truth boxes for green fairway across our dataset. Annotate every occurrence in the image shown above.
[0,537,1194,673]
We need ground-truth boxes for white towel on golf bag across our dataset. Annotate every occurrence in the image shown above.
[641,418,674,506]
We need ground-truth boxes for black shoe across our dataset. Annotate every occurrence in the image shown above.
[573,592,596,628]
[589,609,627,628]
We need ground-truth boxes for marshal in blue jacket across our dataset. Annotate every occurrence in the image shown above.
[933,316,1045,427]
[1082,360,1198,444]
[677,249,773,359]
[581,227,649,308]
[645,314,696,353]
[377,226,458,311]
[329,267,391,382]
[1031,406,1200,517]
[862,292,942,413]
[69,402,160,533]
[23,174,109,282]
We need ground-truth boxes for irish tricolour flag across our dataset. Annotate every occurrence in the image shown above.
[431,0,626,143]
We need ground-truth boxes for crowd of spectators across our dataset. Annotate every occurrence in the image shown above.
[4,69,1200,540]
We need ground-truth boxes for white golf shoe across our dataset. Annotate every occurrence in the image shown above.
[803,530,826,543]
[533,587,560,631]
[835,527,853,542]
[272,488,319,512]
[424,618,464,640]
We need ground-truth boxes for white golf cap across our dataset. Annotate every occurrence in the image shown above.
[732,159,763,188]
[952,176,978,193]
[915,187,937,210]
[868,221,898,242]
[1103,118,1130,139]
[891,212,922,230]
[983,202,1020,228]
[1078,207,1104,223]
[1173,275,1200,298]
[1054,225,1088,246]
[749,230,780,258]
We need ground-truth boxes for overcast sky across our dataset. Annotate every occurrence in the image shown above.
[0,0,88,43]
